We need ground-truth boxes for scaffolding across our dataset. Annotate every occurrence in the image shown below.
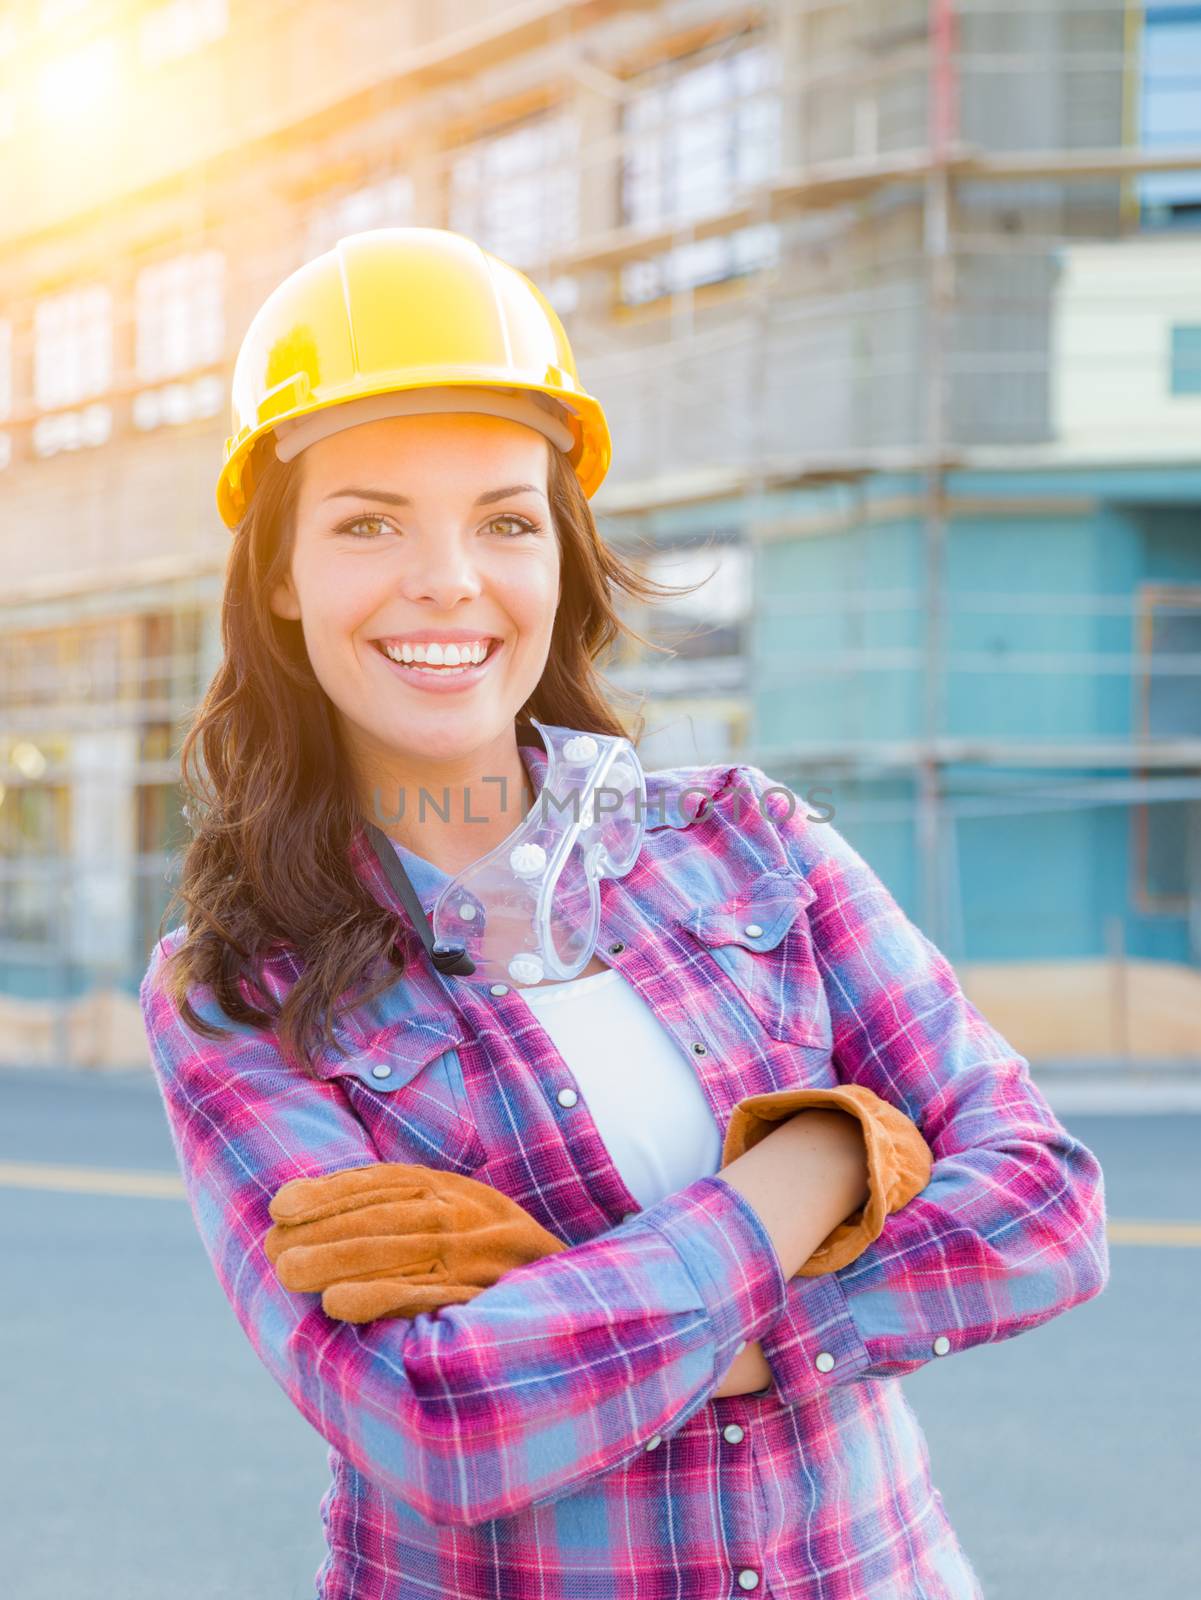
[2,0,1200,1063]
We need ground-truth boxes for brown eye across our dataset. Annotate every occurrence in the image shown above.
[488,514,540,539]
[337,515,393,539]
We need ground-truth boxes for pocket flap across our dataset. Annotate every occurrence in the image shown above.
[681,869,816,952]
[317,1010,469,1094]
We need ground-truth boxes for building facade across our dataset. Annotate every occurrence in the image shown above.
[1,0,1199,1065]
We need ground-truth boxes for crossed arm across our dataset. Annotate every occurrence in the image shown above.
[714,1107,870,1394]
[142,767,1108,1521]
[261,1104,879,1398]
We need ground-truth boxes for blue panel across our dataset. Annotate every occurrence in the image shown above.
[1170,324,1201,394]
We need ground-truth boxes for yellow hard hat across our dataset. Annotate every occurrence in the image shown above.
[216,227,612,529]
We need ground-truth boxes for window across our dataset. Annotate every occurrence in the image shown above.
[80,627,122,705]
[610,528,751,765]
[1142,586,1201,739]
[135,251,224,381]
[5,633,67,709]
[0,777,68,857]
[1139,1,1201,225]
[620,225,778,306]
[34,284,111,409]
[1133,583,1201,911]
[448,112,579,276]
[623,45,780,227]
[135,777,190,949]
[138,608,204,707]
[306,174,414,258]
[132,250,225,431]
[31,404,112,456]
[1170,323,1201,393]
[0,784,70,951]
[619,41,781,305]
[612,534,749,686]
[32,284,114,454]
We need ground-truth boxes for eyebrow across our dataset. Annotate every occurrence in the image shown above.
[322,483,547,507]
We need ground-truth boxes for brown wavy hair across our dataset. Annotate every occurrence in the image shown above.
[156,434,707,1076]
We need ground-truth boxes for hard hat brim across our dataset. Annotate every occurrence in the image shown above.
[218,376,610,528]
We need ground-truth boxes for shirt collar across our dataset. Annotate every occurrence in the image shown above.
[349,737,727,924]
[384,741,547,917]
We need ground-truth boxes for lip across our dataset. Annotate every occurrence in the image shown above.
[369,636,503,694]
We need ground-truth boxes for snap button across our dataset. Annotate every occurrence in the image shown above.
[645,1433,663,1451]
[743,923,764,938]
[933,1335,951,1356]
[489,983,509,996]
[815,1351,835,1373]
[722,1423,745,1444]
[737,1570,760,1591]
[608,941,626,955]
[622,1210,638,1222]
[734,1339,747,1355]
[691,1041,707,1056]
[557,1088,579,1108]
[370,1064,392,1080]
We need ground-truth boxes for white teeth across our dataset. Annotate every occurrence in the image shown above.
[378,638,493,669]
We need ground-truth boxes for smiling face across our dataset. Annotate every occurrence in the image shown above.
[269,410,562,790]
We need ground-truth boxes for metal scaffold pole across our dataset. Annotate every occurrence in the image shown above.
[920,0,958,949]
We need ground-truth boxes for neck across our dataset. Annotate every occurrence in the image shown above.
[355,730,535,876]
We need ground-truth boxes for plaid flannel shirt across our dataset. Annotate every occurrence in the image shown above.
[139,746,1110,1598]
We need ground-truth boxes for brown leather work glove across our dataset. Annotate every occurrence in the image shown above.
[264,1161,567,1323]
[720,1083,934,1277]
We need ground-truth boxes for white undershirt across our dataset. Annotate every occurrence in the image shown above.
[515,965,723,1210]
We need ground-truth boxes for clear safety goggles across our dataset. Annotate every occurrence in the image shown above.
[427,720,646,986]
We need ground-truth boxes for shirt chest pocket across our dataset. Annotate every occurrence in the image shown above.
[318,1013,485,1174]
[678,868,832,1049]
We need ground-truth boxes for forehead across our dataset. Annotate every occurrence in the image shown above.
[296,412,551,499]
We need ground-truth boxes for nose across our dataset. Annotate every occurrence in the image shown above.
[395,530,483,609]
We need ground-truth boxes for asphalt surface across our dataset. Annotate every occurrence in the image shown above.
[1,1067,1196,1599]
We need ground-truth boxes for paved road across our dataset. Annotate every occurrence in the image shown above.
[1,1068,1195,1599]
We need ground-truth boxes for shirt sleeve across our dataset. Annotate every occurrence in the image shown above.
[139,938,788,1527]
[731,766,1112,1410]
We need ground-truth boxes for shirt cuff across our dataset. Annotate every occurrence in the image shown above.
[755,1267,873,1407]
[639,1173,789,1373]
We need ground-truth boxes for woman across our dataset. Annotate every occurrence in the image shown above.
[140,227,1110,1599]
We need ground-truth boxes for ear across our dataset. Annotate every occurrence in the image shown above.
[269,571,301,621]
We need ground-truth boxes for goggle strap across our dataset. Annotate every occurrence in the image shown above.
[363,821,476,977]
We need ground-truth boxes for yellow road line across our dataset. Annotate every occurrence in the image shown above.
[1105,1220,1201,1247]
[0,1160,185,1199]
[1,1160,1200,1243]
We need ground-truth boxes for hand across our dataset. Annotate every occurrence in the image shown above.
[264,1161,567,1322]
